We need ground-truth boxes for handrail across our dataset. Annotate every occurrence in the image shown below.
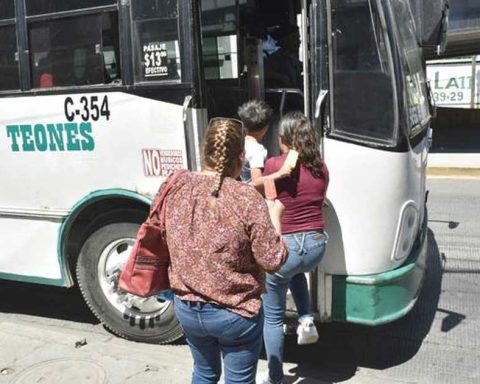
[265,88,304,117]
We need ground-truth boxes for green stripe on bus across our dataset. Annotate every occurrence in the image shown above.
[332,214,429,326]
[57,189,152,286]
[0,272,65,287]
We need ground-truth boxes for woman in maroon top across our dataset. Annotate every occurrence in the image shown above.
[260,112,329,384]
[164,117,287,384]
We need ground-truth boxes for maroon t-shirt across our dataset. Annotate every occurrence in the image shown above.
[264,154,329,234]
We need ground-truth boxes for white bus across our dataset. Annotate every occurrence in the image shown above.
[0,0,450,343]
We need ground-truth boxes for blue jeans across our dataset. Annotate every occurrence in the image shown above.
[262,230,328,382]
[173,297,263,384]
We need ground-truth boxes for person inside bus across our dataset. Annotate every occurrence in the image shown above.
[264,23,303,91]
[164,117,288,384]
[238,100,293,188]
[37,54,54,88]
[260,112,329,384]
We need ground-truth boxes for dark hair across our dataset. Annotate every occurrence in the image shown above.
[237,100,273,132]
[271,23,299,44]
[203,118,245,198]
[279,111,323,177]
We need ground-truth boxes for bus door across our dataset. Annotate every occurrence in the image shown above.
[311,0,433,325]
[197,0,318,313]
[198,0,312,155]
[311,0,400,322]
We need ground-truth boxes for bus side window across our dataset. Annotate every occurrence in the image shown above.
[0,1,19,92]
[201,1,239,81]
[25,0,116,15]
[29,12,121,88]
[131,0,182,83]
[0,25,19,92]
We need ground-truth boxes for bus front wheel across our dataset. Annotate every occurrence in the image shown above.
[76,222,183,344]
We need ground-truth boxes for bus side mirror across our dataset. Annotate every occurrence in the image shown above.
[411,0,449,56]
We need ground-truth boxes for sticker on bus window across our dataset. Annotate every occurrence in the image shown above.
[142,149,184,176]
[143,42,170,78]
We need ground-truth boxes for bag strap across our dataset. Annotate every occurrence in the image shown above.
[149,169,188,223]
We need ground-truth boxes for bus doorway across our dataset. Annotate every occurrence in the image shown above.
[198,0,316,317]
[199,0,310,155]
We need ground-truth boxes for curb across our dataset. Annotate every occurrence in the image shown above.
[427,167,480,178]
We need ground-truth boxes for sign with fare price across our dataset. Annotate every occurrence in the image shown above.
[143,42,169,78]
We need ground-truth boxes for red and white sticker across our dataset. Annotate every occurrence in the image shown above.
[142,149,184,176]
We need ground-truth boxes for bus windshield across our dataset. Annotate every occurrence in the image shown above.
[330,0,397,146]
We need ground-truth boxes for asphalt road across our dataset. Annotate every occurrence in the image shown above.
[0,177,479,384]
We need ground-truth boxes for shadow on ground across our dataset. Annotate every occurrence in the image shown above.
[0,230,443,383]
[0,281,98,324]
[277,229,443,383]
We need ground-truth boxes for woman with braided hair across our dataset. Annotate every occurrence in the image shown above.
[164,117,287,384]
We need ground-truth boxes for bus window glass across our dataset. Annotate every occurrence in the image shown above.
[131,0,181,82]
[0,0,15,19]
[131,0,178,19]
[391,0,430,132]
[201,1,239,80]
[29,12,120,88]
[101,13,121,83]
[331,0,396,145]
[26,0,116,15]
[0,25,19,91]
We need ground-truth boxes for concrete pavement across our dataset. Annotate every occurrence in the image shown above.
[0,318,325,384]
[0,319,192,384]
[1,177,479,384]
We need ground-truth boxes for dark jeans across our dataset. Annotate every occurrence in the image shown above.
[174,297,263,384]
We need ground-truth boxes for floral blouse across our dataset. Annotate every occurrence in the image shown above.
[164,171,287,317]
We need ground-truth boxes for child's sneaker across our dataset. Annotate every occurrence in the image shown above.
[297,316,319,345]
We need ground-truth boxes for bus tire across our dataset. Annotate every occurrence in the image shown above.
[76,222,183,344]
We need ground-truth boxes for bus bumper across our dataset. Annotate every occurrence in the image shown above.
[331,215,429,326]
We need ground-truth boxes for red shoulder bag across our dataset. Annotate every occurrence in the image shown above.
[118,169,187,297]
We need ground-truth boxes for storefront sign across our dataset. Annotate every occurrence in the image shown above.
[427,59,480,109]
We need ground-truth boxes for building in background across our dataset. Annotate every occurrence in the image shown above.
[426,1,480,166]
[427,56,479,109]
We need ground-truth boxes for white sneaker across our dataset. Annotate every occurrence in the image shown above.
[297,317,319,345]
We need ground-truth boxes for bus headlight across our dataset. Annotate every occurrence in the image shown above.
[392,201,419,262]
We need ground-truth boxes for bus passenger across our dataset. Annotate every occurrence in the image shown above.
[260,112,329,384]
[165,117,288,384]
[264,23,303,90]
[238,100,293,190]
[37,54,54,88]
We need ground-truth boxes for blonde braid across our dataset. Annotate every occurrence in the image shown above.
[211,123,229,197]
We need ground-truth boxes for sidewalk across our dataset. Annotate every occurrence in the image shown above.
[0,318,412,384]
[428,153,480,178]
[0,320,329,384]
